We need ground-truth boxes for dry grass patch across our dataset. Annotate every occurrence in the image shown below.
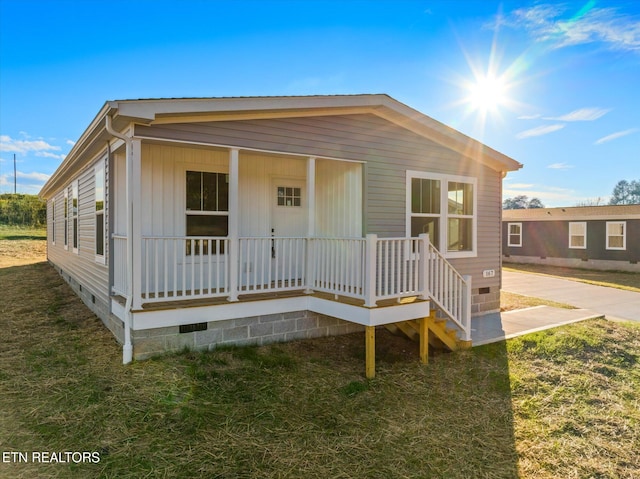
[500,291,575,312]
[0,226,47,267]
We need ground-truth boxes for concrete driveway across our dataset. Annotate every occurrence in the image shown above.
[502,270,640,322]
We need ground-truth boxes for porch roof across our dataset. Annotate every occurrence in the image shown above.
[40,94,522,199]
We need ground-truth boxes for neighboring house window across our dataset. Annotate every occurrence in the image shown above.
[408,171,477,257]
[507,223,522,247]
[72,181,79,254]
[95,162,106,263]
[569,222,587,249]
[51,198,56,245]
[186,170,229,254]
[606,221,626,250]
[64,188,69,250]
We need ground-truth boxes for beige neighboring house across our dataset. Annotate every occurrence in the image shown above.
[39,94,522,375]
[503,204,640,272]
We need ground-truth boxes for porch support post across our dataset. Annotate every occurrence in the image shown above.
[306,157,316,237]
[419,316,429,364]
[363,233,377,307]
[418,233,429,301]
[227,148,240,302]
[461,274,472,343]
[130,138,143,311]
[305,157,316,294]
[365,325,376,379]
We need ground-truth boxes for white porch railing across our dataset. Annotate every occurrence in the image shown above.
[141,236,230,301]
[310,237,366,300]
[238,237,307,293]
[112,233,471,340]
[424,242,472,341]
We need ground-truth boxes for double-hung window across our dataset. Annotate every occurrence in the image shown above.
[64,188,69,250]
[569,222,586,249]
[51,199,56,245]
[186,170,229,254]
[95,161,106,263]
[408,171,477,257]
[606,221,626,250]
[508,223,522,247]
[71,181,79,254]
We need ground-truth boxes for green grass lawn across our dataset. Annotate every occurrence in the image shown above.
[0,224,47,240]
[1,261,639,478]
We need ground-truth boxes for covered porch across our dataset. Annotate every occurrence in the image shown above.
[110,138,472,374]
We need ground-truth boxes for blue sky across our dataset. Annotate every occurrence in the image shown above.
[1,0,638,206]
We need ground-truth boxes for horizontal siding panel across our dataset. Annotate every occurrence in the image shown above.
[47,157,110,308]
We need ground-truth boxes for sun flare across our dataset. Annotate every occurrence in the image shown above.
[467,74,507,113]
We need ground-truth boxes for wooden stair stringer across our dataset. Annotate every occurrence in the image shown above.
[384,309,464,352]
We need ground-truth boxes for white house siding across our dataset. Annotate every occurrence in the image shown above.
[315,159,362,238]
[136,114,503,313]
[46,154,111,326]
[238,151,307,237]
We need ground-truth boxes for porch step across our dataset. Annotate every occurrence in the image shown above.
[385,309,468,353]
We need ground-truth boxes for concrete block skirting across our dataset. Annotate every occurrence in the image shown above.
[132,310,365,360]
[471,286,500,316]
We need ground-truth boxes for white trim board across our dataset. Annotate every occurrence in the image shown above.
[127,295,431,330]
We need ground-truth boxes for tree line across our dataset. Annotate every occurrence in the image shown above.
[0,194,47,227]
[504,179,640,209]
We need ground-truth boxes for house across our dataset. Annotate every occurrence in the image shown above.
[39,94,522,377]
[503,205,640,272]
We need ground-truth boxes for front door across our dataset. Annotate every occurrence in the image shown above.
[270,177,307,287]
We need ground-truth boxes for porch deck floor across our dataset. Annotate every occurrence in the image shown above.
[114,289,426,313]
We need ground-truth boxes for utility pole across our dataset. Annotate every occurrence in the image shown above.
[14,153,17,194]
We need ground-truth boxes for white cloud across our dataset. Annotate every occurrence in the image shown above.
[66,139,76,146]
[517,114,542,120]
[547,162,573,169]
[0,135,61,155]
[503,185,577,206]
[506,183,535,189]
[516,124,565,139]
[505,4,640,52]
[544,107,610,122]
[17,171,51,182]
[595,128,639,145]
[0,171,50,194]
[36,151,66,160]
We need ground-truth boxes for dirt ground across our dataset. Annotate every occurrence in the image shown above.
[0,239,47,267]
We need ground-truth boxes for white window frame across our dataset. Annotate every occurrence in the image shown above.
[64,188,69,250]
[406,171,477,258]
[51,198,56,246]
[95,161,106,264]
[568,222,587,249]
[184,168,229,255]
[71,180,79,254]
[507,222,522,247]
[606,221,626,250]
